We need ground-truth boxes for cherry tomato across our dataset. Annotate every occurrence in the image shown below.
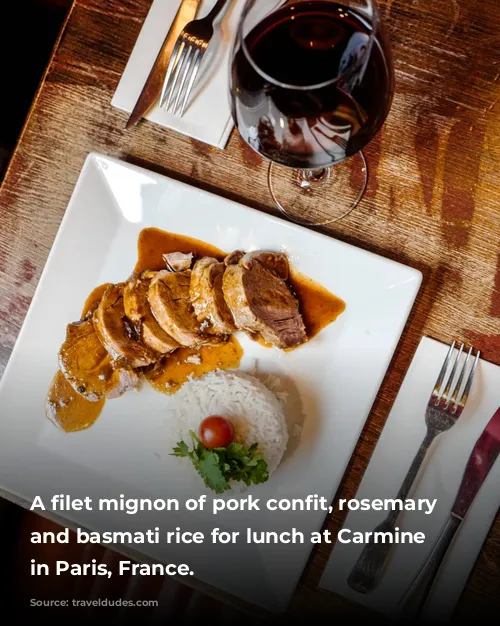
[199,415,234,449]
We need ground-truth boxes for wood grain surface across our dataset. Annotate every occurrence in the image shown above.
[0,0,499,620]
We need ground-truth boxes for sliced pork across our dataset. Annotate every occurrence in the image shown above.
[59,318,138,401]
[148,270,213,347]
[93,284,156,368]
[224,250,245,266]
[163,251,194,272]
[243,251,289,280]
[190,257,236,335]
[222,251,307,349]
[123,272,179,355]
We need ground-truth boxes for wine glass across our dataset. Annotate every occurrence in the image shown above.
[229,0,394,225]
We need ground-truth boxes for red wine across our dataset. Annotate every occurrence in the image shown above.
[230,1,394,168]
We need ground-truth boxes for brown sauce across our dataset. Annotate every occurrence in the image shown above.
[252,333,275,349]
[46,370,105,432]
[290,270,346,339]
[135,227,224,272]
[81,283,112,317]
[144,336,243,394]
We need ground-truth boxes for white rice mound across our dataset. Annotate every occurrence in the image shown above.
[167,370,288,481]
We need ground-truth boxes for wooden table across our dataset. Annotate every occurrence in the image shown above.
[1,0,499,620]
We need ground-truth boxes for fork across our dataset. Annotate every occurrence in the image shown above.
[159,0,229,116]
[347,342,480,594]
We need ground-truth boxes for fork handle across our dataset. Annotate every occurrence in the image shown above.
[393,430,436,510]
[347,430,437,594]
[207,0,229,22]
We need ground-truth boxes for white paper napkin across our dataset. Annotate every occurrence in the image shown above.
[319,337,500,622]
[112,0,247,148]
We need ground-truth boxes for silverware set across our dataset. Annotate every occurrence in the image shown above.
[160,0,228,116]
[346,341,498,618]
[127,0,230,128]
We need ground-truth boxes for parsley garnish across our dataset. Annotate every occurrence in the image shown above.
[172,430,269,493]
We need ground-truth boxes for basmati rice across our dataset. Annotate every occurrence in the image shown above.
[167,370,288,485]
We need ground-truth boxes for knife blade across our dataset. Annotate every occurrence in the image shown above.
[452,406,500,518]
[126,0,202,129]
[398,406,500,618]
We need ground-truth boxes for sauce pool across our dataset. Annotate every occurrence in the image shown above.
[144,336,243,395]
[136,228,224,272]
[81,283,112,318]
[290,271,346,339]
[46,370,105,432]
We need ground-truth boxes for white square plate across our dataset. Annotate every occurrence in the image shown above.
[0,154,422,612]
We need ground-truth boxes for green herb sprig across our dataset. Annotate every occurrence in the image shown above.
[172,430,269,493]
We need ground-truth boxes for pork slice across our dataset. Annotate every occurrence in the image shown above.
[148,270,213,347]
[242,251,289,280]
[163,251,194,272]
[93,283,156,368]
[123,272,179,355]
[224,250,245,266]
[222,253,307,349]
[59,318,138,401]
[190,257,236,335]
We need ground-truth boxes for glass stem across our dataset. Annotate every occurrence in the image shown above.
[297,168,331,188]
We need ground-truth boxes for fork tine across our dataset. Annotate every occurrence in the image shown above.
[173,44,196,115]
[441,343,464,404]
[179,48,203,117]
[449,346,472,409]
[456,349,480,412]
[159,38,183,109]
[165,40,188,112]
[431,341,455,402]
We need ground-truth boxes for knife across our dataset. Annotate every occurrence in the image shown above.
[398,406,500,619]
[126,0,202,129]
